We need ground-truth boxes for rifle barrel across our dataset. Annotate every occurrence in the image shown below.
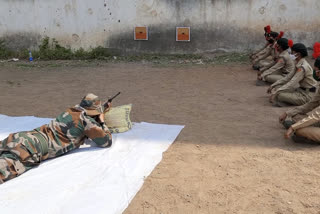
[109,92,121,102]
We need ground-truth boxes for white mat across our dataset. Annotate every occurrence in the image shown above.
[0,114,184,214]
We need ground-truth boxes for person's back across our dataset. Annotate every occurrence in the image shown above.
[0,93,112,183]
[38,105,112,160]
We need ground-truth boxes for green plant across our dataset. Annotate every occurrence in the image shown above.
[0,40,14,59]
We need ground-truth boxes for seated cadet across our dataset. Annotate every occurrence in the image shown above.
[285,105,320,144]
[250,25,271,62]
[0,93,112,184]
[256,38,295,85]
[267,43,317,107]
[252,31,282,70]
[279,57,320,128]
[256,31,285,72]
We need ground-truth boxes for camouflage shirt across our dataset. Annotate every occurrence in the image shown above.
[36,105,112,160]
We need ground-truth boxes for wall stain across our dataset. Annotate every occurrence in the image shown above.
[88,8,93,15]
[2,0,320,53]
[259,7,266,15]
[279,4,287,11]
[106,23,264,55]
[0,33,41,51]
[72,34,80,42]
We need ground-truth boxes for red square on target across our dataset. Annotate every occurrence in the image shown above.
[134,27,148,40]
[176,27,190,42]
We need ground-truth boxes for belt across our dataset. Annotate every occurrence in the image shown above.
[300,87,316,92]
[33,129,49,157]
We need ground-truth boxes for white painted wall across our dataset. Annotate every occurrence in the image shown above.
[0,0,320,53]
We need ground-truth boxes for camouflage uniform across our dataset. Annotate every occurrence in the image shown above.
[260,50,295,84]
[0,94,112,183]
[270,58,317,106]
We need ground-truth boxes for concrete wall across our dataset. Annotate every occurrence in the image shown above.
[1,0,320,54]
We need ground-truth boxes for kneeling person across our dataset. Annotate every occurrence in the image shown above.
[250,25,272,62]
[257,38,294,85]
[279,57,320,128]
[285,105,320,144]
[267,43,317,107]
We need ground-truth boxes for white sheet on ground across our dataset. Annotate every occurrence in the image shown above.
[0,114,184,214]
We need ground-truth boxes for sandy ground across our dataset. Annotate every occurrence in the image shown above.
[1,61,320,214]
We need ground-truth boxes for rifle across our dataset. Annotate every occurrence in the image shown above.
[104,92,121,109]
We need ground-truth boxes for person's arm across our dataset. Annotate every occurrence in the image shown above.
[261,58,285,79]
[291,106,320,131]
[286,92,320,117]
[252,44,268,57]
[84,115,112,148]
[259,61,277,72]
[272,68,305,95]
[269,68,295,89]
[253,47,272,63]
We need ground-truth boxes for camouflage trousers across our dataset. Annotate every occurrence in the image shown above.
[0,130,48,183]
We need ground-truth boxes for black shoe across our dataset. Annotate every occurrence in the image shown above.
[282,120,295,129]
[272,101,289,107]
[256,80,267,86]
[252,65,260,70]
[291,134,319,145]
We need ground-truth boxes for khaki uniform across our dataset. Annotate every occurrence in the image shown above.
[252,44,273,65]
[251,43,269,61]
[0,105,112,183]
[286,85,320,121]
[254,42,278,67]
[291,105,320,143]
[270,58,317,106]
[258,42,279,70]
[261,51,295,83]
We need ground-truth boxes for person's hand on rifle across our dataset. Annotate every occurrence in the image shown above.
[104,102,112,113]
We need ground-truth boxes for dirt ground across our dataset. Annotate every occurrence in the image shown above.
[1,60,320,214]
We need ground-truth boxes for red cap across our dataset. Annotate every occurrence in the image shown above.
[265,25,271,33]
[277,31,284,39]
[288,40,294,48]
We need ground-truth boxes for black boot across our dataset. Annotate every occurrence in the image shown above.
[256,80,268,86]
[272,101,289,107]
[282,120,295,129]
[291,134,320,145]
[252,65,260,70]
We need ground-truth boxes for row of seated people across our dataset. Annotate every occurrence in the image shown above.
[251,25,320,144]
